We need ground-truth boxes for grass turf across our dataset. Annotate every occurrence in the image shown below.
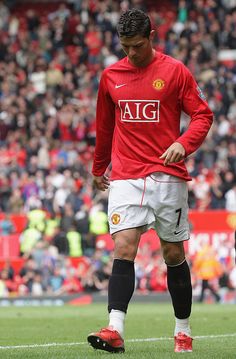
[0,302,235,358]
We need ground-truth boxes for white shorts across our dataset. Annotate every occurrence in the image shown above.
[108,172,190,242]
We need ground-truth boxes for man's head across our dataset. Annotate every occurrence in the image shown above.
[117,9,155,67]
[117,8,151,38]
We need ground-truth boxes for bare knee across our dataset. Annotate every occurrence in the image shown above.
[161,240,185,266]
[114,240,137,260]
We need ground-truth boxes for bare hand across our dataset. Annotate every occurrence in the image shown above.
[93,175,110,191]
[159,142,185,166]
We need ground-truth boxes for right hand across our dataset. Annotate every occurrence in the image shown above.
[159,142,186,166]
[93,175,110,191]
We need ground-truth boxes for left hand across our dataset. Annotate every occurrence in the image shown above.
[159,142,186,166]
[93,174,110,191]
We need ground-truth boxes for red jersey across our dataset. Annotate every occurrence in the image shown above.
[92,51,213,181]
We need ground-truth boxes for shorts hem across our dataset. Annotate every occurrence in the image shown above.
[109,222,154,235]
[159,234,190,243]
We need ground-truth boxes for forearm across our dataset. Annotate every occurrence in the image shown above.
[177,111,213,156]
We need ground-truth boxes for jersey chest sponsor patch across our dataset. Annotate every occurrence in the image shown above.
[118,100,160,122]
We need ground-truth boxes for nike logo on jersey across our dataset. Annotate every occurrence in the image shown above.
[115,84,127,89]
[174,230,182,235]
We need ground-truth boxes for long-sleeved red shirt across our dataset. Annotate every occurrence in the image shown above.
[92,51,213,181]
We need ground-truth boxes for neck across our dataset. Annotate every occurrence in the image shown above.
[141,49,155,67]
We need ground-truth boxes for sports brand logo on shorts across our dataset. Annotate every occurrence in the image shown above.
[118,100,160,122]
[111,213,121,225]
[153,79,165,90]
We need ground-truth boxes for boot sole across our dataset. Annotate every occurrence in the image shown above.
[87,334,125,353]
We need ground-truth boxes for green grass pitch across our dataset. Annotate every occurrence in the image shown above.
[0,302,235,358]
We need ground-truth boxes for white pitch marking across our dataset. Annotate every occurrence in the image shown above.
[0,342,87,349]
[128,333,236,342]
[0,333,236,350]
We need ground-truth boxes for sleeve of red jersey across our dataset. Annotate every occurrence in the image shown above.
[92,72,115,176]
[176,64,214,157]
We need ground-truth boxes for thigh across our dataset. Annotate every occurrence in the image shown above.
[112,227,143,260]
[108,179,155,235]
[151,173,190,242]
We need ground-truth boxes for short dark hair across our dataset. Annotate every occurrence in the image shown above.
[117,9,151,38]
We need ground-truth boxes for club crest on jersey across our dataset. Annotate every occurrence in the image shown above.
[111,213,121,225]
[118,100,160,122]
[153,79,165,90]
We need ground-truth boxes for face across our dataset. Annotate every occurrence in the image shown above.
[120,31,155,67]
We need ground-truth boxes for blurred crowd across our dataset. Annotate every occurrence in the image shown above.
[0,0,235,297]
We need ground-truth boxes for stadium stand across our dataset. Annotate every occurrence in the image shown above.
[0,0,235,299]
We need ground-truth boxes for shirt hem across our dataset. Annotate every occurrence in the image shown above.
[110,168,191,182]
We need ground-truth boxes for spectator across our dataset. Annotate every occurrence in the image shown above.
[52,227,69,256]
[0,271,9,297]
[19,226,42,257]
[229,266,236,290]
[89,204,108,236]
[8,188,24,213]
[60,203,76,233]
[66,225,83,257]
[193,245,223,303]
[26,207,47,232]
[19,257,38,293]
[0,213,15,235]
[225,184,236,212]
[48,266,64,293]
[31,271,44,296]
[55,268,83,295]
